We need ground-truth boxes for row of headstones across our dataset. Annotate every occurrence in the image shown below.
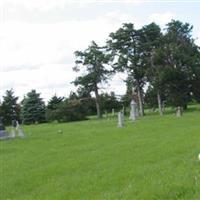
[118,100,138,128]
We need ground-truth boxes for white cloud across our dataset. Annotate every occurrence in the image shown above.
[0,0,143,15]
[0,11,135,100]
[0,0,68,11]
[1,2,198,102]
[0,63,77,101]
[149,12,175,27]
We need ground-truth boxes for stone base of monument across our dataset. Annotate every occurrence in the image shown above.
[0,130,11,140]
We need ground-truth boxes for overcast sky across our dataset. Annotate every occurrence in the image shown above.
[0,0,200,102]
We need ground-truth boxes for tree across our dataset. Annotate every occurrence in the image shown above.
[100,92,121,113]
[46,95,64,122]
[162,68,190,109]
[0,89,20,125]
[57,99,87,122]
[73,41,112,118]
[21,90,45,124]
[107,23,146,116]
[140,22,165,116]
[76,87,96,116]
[160,20,199,113]
[190,43,200,102]
[144,86,159,109]
[47,95,64,110]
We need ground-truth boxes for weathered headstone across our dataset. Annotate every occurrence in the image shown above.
[10,129,16,138]
[129,100,137,121]
[16,121,25,138]
[118,111,124,128]
[122,106,125,115]
[0,117,9,140]
[112,108,115,116]
[11,119,17,138]
[176,106,182,117]
[104,110,108,118]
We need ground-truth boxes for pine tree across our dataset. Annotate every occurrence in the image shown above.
[73,41,112,118]
[21,90,45,124]
[1,89,20,125]
[47,95,64,110]
[107,23,146,116]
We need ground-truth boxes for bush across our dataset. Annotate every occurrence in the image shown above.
[46,100,87,122]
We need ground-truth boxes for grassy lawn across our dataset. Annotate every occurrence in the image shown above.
[1,106,200,200]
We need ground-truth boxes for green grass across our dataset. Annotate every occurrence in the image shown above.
[1,106,200,200]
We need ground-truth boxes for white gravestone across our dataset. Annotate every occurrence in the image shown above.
[10,129,16,138]
[112,108,115,116]
[129,100,137,121]
[176,106,182,117]
[16,121,25,138]
[122,106,125,115]
[118,112,124,128]
[104,110,108,118]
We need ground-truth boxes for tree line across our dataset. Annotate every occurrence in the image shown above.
[73,20,200,118]
[0,20,199,125]
[0,89,122,125]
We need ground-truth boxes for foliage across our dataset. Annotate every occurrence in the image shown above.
[107,23,146,116]
[47,95,64,110]
[58,99,87,122]
[21,90,46,124]
[73,41,112,118]
[100,92,122,113]
[158,20,200,108]
[46,95,87,122]
[46,95,64,122]
[0,89,20,125]
[144,86,158,108]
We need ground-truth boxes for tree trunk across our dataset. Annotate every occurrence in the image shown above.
[94,87,102,119]
[136,82,144,117]
[183,104,187,110]
[157,90,163,116]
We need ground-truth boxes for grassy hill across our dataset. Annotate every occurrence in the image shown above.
[1,106,200,200]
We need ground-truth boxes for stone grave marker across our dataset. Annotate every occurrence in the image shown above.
[118,111,124,128]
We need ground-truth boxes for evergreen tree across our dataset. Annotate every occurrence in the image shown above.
[107,23,146,116]
[160,20,199,112]
[73,41,112,118]
[100,92,121,113]
[140,23,165,115]
[21,90,45,124]
[46,95,64,122]
[0,89,20,125]
[47,95,64,110]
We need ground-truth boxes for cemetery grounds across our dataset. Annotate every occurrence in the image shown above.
[0,105,200,200]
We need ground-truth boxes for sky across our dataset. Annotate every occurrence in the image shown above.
[0,0,200,102]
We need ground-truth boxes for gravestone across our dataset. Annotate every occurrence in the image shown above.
[129,100,137,121]
[16,121,25,138]
[118,111,124,128]
[0,118,9,140]
[122,106,125,115]
[176,106,182,117]
[112,108,115,116]
[11,119,17,138]
[17,127,25,138]
[10,129,16,138]
[104,110,108,118]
